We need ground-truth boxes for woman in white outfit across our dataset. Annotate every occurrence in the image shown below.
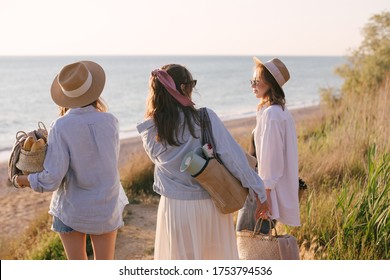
[236,57,300,234]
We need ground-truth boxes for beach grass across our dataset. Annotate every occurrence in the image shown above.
[120,152,157,202]
[2,212,66,259]
[292,67,390,259]
[2,211,93,260]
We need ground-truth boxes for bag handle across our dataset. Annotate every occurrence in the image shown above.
[252,218,278,238]
[38,121,48,134]
[15,122,48,144]
[199,107,222,163]
[16,131,28,142]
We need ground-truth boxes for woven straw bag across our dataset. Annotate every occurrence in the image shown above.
[8,122,48,187]
[236,219,300,260]
[16,139,47,173]
[194,108,257,214]
[194,157,249,214]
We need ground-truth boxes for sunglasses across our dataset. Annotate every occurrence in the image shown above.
[250,79,261,86]
[187,80,197,88]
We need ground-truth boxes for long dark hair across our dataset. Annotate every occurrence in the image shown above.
[146,64,199,146]
[257,64,286,110]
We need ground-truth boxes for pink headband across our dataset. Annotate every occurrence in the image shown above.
[151,69,195,107]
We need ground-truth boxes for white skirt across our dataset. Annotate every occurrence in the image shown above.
[154,196,239,260]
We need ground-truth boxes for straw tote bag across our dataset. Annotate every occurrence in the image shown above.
[237,219,300,260]
[192,108,256,214]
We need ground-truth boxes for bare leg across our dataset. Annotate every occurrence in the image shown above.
[90,230,118,260]
[59,231,88,260]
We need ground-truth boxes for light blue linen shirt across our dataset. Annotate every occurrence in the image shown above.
[28,106,129,234]
[136,108,266,203]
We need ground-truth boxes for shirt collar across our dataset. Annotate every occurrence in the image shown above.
[67,105,97,115]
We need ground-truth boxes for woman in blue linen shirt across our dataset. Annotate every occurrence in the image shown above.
[16,61,129,260]
[137,64,268,259]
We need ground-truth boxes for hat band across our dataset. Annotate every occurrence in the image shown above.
[264,62,285,87]
[61,72,93,98]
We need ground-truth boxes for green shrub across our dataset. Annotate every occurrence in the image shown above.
[5,212,93,260]
[29,232,67,260]
[335,11,390,95]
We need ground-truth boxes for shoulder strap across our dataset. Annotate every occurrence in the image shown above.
[199,107,222,163]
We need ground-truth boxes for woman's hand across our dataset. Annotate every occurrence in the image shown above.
[15,175,31,188]
[255,189,272,219]
[255,196,269,220]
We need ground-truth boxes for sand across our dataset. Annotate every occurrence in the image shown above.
[0,105,322,259]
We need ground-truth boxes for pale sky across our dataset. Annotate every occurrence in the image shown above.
[0,0,389,56]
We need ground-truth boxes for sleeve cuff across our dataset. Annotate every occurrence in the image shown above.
[263,179,277,190]
[27,173,42,193]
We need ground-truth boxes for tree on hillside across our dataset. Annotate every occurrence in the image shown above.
[336,11,390,95]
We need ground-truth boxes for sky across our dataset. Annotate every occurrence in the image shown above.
[0,0,389,56]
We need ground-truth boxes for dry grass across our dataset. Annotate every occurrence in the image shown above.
[294,76,390,259]
[298,77,390,188]
[1,212,62,260]
[120,152,156,201]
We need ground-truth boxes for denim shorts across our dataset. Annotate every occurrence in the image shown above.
[51,216,74,233]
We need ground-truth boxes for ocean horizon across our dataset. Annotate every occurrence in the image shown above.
[0,55,345,162]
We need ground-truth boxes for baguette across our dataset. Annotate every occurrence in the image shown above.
[23,136,35,151]
[30,138,46,152]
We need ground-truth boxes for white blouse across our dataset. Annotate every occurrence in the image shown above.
[255,105,300,226]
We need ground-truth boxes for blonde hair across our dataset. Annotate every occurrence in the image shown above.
[59,98,108,116]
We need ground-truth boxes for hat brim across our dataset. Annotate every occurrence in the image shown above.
[51,61,105,108]
[253,56,264,66]
[252,56,285,97]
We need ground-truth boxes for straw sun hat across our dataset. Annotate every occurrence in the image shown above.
[51,61,105,108]
[253,57,290,93]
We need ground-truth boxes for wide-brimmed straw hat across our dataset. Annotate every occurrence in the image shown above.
[51,61,105,108]
[253,57,290,93]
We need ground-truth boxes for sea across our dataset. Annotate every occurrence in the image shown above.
[0,55,345,162]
